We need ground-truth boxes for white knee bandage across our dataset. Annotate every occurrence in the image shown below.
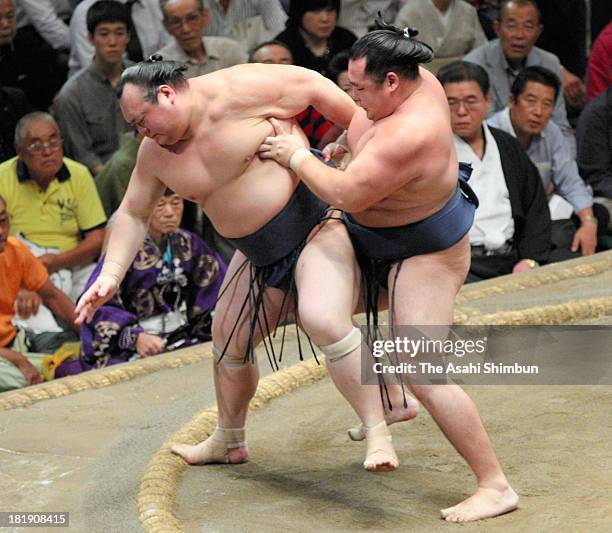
[213,345,252,367]
[319,327,362,363]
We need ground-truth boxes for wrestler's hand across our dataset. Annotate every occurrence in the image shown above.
[258,118,305,168]
[74,275,118,325]
[322,143,352,170]
[15,289,42,319]
[136,333,166,357]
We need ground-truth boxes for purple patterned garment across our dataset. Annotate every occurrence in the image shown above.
[77,229,227,368]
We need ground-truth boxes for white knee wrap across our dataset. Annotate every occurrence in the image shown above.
[319,327,362,363]
[213,345,252,367]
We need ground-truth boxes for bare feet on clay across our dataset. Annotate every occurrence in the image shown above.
[362,420,399,472]
[171,427,249,465]
[440,485,519,522]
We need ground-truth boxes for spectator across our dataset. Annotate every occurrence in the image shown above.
[0,112,107,313]
[466,0,501,39]
[68,0,170,76]
[338,0,409,37]
[438,60,550,281]
[205,0,287,50]
[576,87,612,203]
[394,1,486,67]
[488,66,609,258]
[55,1,133,175]
[585,20,612,103]
[0,0,62,110]
[248,39,293,64]
[64,191,226,375]
[0,86,31,162]
[15,0,73,85]
[15,0,72,51]
[464,0,574,142]
[327,49,350,93]
[275,0,356,77]
[156,0,246,78]
[0,194,78,392]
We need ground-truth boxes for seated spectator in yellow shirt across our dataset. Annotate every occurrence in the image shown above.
[0,112,107,333]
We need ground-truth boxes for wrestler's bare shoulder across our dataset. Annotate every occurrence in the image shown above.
[190,63,320,119]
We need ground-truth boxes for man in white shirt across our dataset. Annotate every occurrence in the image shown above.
[204,0,287,50]
[15,0,72,51]
[395,0,486,60]
[338,0,409,37]
[439,60,551,280]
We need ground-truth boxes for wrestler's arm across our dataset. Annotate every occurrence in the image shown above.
[75,141,165,323]
[104,145,165,271]
[231,64,356,129]
[260,118,424,212]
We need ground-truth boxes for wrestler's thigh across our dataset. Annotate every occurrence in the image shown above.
[389,234,470,326]
[212,250,287,352]
[294,219,360,341]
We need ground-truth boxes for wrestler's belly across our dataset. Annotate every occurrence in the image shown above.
[351,193,453,227]
[203,157,302,238]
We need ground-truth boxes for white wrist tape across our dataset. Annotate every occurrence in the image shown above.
[100,260,127,285]
[289,147,313,173]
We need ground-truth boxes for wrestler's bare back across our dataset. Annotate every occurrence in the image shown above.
[124,65,354,238]
[346,68,459,227]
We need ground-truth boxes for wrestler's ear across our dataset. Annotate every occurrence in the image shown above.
[386,72,400,92]
[157,85,176,104]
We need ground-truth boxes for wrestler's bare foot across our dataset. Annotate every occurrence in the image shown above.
[171,427,249,465]
[363,420,399,472]
[440,485,519,522]
[348,395,420,441]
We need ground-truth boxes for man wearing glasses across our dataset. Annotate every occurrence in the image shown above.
[464,0,574,142]
[156,0,246,78]
[0,112,106,330]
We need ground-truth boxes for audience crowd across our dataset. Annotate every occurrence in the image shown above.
[0,0,610,390]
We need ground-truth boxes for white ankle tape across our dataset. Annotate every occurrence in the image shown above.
[319,327,361,362]
[213,345,250,367]
[214,426,246,449]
